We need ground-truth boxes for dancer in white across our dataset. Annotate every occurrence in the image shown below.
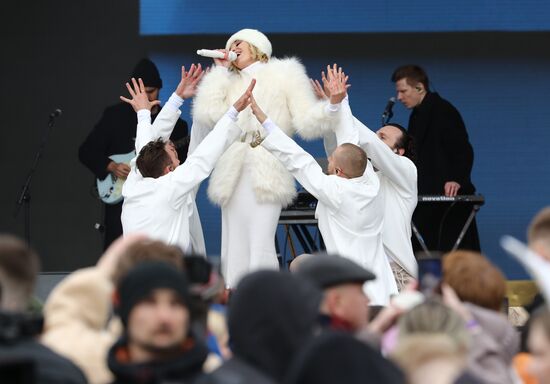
[249,84,397,305]
[313,66,418,289]
[121,64,257,254]
[190,29,336,287]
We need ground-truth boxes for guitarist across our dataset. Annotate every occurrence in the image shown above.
[79,58,189,249]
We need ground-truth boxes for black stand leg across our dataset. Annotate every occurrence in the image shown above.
[14,111,61,244]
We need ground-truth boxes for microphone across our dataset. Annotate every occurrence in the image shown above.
[196,49,237,61]
[381,97,395,125]
[49,108,62,119]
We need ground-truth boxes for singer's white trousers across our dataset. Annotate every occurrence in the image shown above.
[220,161,281,288]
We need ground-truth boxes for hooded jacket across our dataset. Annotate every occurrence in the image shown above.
[199,270,322,383]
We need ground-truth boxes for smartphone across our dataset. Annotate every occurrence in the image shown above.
[416,252,443,294]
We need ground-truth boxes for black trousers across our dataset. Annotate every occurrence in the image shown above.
[103,202,123,250]
[412,203,481,254]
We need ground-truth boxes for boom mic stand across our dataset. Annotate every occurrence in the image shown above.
[14,109,62,244]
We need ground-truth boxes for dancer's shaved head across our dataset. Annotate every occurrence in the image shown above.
[330,143,368,178]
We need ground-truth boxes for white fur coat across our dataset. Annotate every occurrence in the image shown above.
[190,57,334,207]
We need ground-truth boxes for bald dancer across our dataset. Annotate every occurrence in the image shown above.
[250,94,397,305]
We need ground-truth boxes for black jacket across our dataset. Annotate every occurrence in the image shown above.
[196,357,276,384]
[0,312,86,384]
[284,331,404,384]
[408,92,476,195]
[79,102,189,180]
[107,334,208,384]
[202,271,322,383]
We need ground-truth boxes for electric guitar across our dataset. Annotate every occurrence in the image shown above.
[96,151,135,204]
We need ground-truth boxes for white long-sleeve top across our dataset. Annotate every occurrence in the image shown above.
[325,99,418,277]
[261,120,398,305]
[121,93,241,254]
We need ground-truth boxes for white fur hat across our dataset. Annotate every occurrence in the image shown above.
[225,28,272,59]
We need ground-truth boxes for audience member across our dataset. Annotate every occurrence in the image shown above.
[284,331,404,384]
[442,250,506,312]
[528,206,550,261]
[524,307,550,384]
[198,270,322,384]
[391,298,472,384]
[42,235,183,383]
[108,261,208,384]
[0,234,86,384]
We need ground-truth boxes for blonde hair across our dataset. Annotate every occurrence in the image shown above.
[398,299,470,352]
[230,43,269,72]
[528,207,550,246]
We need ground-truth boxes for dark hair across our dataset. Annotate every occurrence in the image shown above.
[0,235,40,303]
[113,239,184,285]
[391,65,430,90]
[136,138,171,178]
[385,123,416,163]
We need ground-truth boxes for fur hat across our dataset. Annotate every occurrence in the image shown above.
[225,28,272,59]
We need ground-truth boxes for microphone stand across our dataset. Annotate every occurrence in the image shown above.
[381,109,393,127]
[14,112,60,244]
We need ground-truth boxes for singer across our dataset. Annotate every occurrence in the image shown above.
[190,28,337,288]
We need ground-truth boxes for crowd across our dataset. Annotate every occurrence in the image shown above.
[1,208,550,383]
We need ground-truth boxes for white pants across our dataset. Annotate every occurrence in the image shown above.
[221,162,281,288]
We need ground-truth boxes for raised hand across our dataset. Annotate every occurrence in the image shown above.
[120,78,161,112]
[175,64,205,99]
[310,78,328,100]
[250,94,267,124]
[310,69,332,100]
[326,63,351,105]
[233,79,256,112]
[96,233,149,281]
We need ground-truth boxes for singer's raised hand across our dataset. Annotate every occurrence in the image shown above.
[120,78,161,112]
[175,64,205,99]
[233,79,256,112]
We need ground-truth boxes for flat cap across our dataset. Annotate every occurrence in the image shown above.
[295,254,376,288]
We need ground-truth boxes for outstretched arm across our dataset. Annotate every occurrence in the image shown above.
[120,64,204,153]
[169,80,256,207]
[250,95,340,209]
[324,64,357,147]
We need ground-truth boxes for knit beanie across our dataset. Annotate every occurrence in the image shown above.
[113,261,189,326]
[225,29,272,59]
[131,58,163,89]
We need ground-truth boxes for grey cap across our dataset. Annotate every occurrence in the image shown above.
[295,254,376,288]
